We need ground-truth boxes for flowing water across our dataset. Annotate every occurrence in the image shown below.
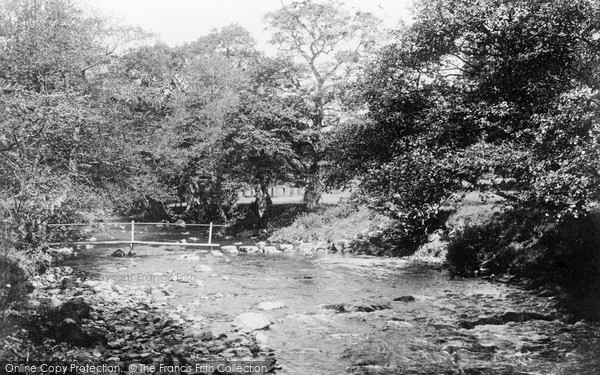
[63,225,600,374]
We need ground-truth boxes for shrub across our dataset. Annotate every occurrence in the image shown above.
[447,207,600,318]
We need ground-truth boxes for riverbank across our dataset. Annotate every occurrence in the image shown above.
[0,263,277,368]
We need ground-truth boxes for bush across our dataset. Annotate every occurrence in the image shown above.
[447,208,600,318]
[0,247,47,307]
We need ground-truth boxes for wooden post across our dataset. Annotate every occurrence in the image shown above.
[129,220,135,255]
[208,222,213,246]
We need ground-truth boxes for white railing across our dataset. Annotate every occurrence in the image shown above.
[48,221,225,251]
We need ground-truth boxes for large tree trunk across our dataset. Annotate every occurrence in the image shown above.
[254,182,272,219]
[303,164,323,209]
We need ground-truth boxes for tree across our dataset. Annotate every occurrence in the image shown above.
[328,0,600,248]
[0,0,154,245]
[264,0,380,207]
[221,55,306,218]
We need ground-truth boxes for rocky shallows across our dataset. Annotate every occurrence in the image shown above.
[2,248,599,375]
[0,266,278,371]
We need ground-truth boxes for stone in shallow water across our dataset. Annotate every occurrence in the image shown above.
[239,246,260,253]
[298,243,315,253]
[221,245,238,254]
[177,254,200,261]
[256,241,268,249]
[459,311,556,329]
[255,331,269,344]
[263,246,280,253]
[234,312,272,330]
[279,244,294,251]
[183,325,213,341]
[394,296,416,302]
[257,301,286,310]
[194,264,212,272]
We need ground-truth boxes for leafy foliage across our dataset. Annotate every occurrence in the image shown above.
[265,0,381,207]
[327,0,600,250]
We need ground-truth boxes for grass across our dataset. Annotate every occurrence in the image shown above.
[269,203,393,242]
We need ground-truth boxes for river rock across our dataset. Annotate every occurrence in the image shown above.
[257,301,286,310]
[256,241,267,249]
[107,338,125,349]
[394,296,416,302]
[263,246,279,253]
[111,249,126,257]
[234,312,272,330]
[279,244,294,252]
[315,241,328,251]
[49,296,63,309]
[333,239,350,252]
[48,247,74,261]
[298,243,315,253]
[255,331,269,344]
[194,264,212,273]
[59,297,92,321]
[239,246,260,254]
[347,304,391,313]
[178,254,200,261]
[459,311,556,329]
[184,325,213,340]
[221,246,238,254]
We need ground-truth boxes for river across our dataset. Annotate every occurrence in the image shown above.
[63,225,600,375]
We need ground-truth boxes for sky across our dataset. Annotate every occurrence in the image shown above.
[84,0,414,51]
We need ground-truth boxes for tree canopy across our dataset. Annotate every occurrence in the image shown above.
[327,0,600,245]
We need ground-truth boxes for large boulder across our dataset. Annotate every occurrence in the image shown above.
[59,297,92,321]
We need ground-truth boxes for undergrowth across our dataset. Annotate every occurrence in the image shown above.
[447,207,600,319]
